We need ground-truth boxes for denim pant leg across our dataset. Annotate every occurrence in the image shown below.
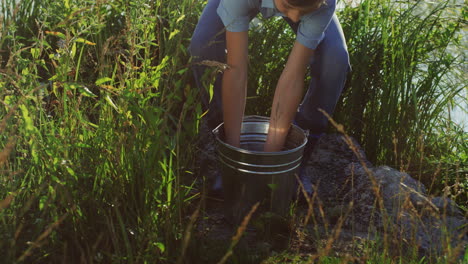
[294,15,350,134]
[189,0,226,129]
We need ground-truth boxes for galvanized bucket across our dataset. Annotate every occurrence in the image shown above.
[212,115,307,224]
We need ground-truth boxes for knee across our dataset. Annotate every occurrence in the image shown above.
[327,45,350,72]
[313,43,349,71]
[295,112,328,134]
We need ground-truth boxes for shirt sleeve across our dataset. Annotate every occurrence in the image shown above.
[217,0,252,32]
[296,0,336,49]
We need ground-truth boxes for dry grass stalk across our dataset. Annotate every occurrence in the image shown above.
[216,202,260,264]
[176,202,201,264]
[316,194,329,233]
[0,136,16,168]
[0,193,14,210]
[307,201,353,264]
[318,109,380,197]
[318,108,468,261]
[292,173,317,254]
[13,183,48,244]
[197,60,230,72]
[17,207,74,262]
[295,173,313,226]
[318,108,392,253]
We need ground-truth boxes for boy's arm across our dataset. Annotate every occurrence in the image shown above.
[222,30,249,148]
[264,40,314,152]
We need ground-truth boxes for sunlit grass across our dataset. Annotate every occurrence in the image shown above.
[1,0,202,262]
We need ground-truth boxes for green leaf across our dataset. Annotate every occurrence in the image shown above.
[169,29,180,40]
[66,166,77,180]
[71,42,77,58]
[30,140,39,164]
[45,31,66,39]
[95,77,113,86]
[19,105,34,132]
[22,68,29,75]
[208,83,214,102]
[64,83,78,90]
[31,48,40,59]
[48,74,58,81]
[4,96,13,109]
[79,86,97,97]
[177,68,187,75]
[154,242,165,253]
[51,175,62,184]
[176,14,185,23]
[75,143,92,148]
[267,183,278,191]
[156,56,169,71]
[153,56,169,89]
[39,196,47,210]
[105,94,120,113]
[85,121,98,128]
[75,38,96,46]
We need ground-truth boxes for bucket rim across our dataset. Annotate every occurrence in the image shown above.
[218,150,303,169]
[212,116,308,156]
[218,155,302,175]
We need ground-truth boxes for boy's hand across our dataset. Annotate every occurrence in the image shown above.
[264,40,314,152]
[222,30,248,148]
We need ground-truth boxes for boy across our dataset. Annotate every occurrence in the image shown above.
[190,0,350,195]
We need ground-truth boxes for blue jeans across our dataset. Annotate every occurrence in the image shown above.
[189,0,350,134]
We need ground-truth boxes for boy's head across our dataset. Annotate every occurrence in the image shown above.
[275,0,327,22]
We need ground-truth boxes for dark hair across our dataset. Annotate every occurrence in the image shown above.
[285,0,326,10]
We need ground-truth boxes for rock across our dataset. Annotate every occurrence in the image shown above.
[304,134,467,259]
[373,166,428,211]
[340,164,467,257]
[431,197,464,217]
[306,134,372,205]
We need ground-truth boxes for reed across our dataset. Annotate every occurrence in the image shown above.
[1,0,203,262]
[334,0,465,192]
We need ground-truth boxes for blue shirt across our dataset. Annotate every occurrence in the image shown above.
[217,0,336,50]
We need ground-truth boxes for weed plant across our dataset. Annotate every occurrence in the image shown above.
[0,0,466,263]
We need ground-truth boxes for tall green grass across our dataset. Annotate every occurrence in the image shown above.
[1,0,203,262]
[334,0,466,194]
[0,0,466,263]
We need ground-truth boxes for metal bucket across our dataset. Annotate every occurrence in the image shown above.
[212,115,307,224]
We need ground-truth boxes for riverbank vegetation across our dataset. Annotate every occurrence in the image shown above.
[0,0,466,263]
